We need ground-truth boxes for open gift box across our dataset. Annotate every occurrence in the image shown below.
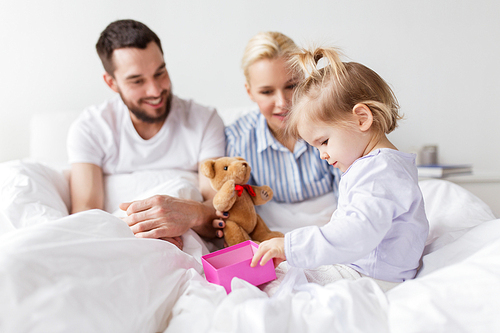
[201,240,277,293]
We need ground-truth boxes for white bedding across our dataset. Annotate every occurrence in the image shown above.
[1,160,499,333]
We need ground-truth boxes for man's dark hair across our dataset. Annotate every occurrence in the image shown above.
[96,19,163,76]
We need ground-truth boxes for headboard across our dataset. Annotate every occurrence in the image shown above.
[29,111,80,168]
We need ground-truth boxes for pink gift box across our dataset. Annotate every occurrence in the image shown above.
[201,240,277,293]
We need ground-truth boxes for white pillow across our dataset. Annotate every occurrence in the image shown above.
[103,169,202,214]
[419,179,495,254]
[0,159,204,230]
[255,191,337,234]
[0,160,70,234]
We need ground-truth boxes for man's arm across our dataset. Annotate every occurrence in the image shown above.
[191,162,224,238]
[70,163,104,213]
[199,164,217,203]
[120,158,224,239]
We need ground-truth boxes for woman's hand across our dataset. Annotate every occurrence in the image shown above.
[212,210,229,238]
[251,237,286,268]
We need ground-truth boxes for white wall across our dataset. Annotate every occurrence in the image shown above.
[1,0,499,176]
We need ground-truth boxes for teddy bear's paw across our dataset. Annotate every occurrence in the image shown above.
[259,189,271,201]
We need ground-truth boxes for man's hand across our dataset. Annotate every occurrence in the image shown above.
[120,194,223,240]
[160,236,183,250]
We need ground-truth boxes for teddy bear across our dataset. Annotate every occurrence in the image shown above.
[200,156,284,247]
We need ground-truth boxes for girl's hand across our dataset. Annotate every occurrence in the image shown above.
[251,237,286,268]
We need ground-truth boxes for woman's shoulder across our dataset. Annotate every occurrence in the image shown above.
[225,109,261,140]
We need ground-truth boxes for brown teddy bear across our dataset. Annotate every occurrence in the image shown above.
[200,156,284,247]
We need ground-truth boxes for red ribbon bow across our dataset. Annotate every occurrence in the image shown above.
[234,184,256,197]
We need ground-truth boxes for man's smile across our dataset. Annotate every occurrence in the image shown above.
[142,96,163,107]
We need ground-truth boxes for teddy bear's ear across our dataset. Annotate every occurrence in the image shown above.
[200,159,216,179]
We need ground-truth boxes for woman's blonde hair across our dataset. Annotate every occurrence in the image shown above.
[241,31,297,84]
[287,46,402,138]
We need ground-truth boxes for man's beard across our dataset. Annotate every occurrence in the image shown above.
[120,89,173,124]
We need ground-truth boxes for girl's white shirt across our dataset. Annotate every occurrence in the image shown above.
[285,148,429,282]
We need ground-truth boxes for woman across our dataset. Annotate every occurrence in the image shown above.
[219,32,341,233]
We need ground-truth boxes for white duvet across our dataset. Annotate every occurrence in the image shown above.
[1,160,499,333]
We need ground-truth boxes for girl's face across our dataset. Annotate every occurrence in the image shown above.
[298,117,371,173]
[245,57,298,135]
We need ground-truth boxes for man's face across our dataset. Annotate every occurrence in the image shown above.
[105,42,172,124]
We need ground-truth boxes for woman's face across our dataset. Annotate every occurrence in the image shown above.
[245,57,298,135]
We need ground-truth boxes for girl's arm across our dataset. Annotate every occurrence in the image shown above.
[286,160,410,268]
[251,237,286,268]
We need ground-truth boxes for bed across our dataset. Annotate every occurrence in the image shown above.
[1,111,499,333]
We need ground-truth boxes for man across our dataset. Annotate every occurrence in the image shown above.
[67,20,225,249]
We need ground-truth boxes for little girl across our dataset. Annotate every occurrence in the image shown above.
[251,46,429,287]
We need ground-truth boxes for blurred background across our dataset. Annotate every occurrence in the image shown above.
[1,0,499,176]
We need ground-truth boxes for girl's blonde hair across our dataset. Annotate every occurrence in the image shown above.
[287,46,402,138]
[241,31,297,84]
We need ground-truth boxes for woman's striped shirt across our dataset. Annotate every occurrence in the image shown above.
[225,109,340,203]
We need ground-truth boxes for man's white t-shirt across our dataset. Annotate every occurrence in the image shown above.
[67,94,225,174]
